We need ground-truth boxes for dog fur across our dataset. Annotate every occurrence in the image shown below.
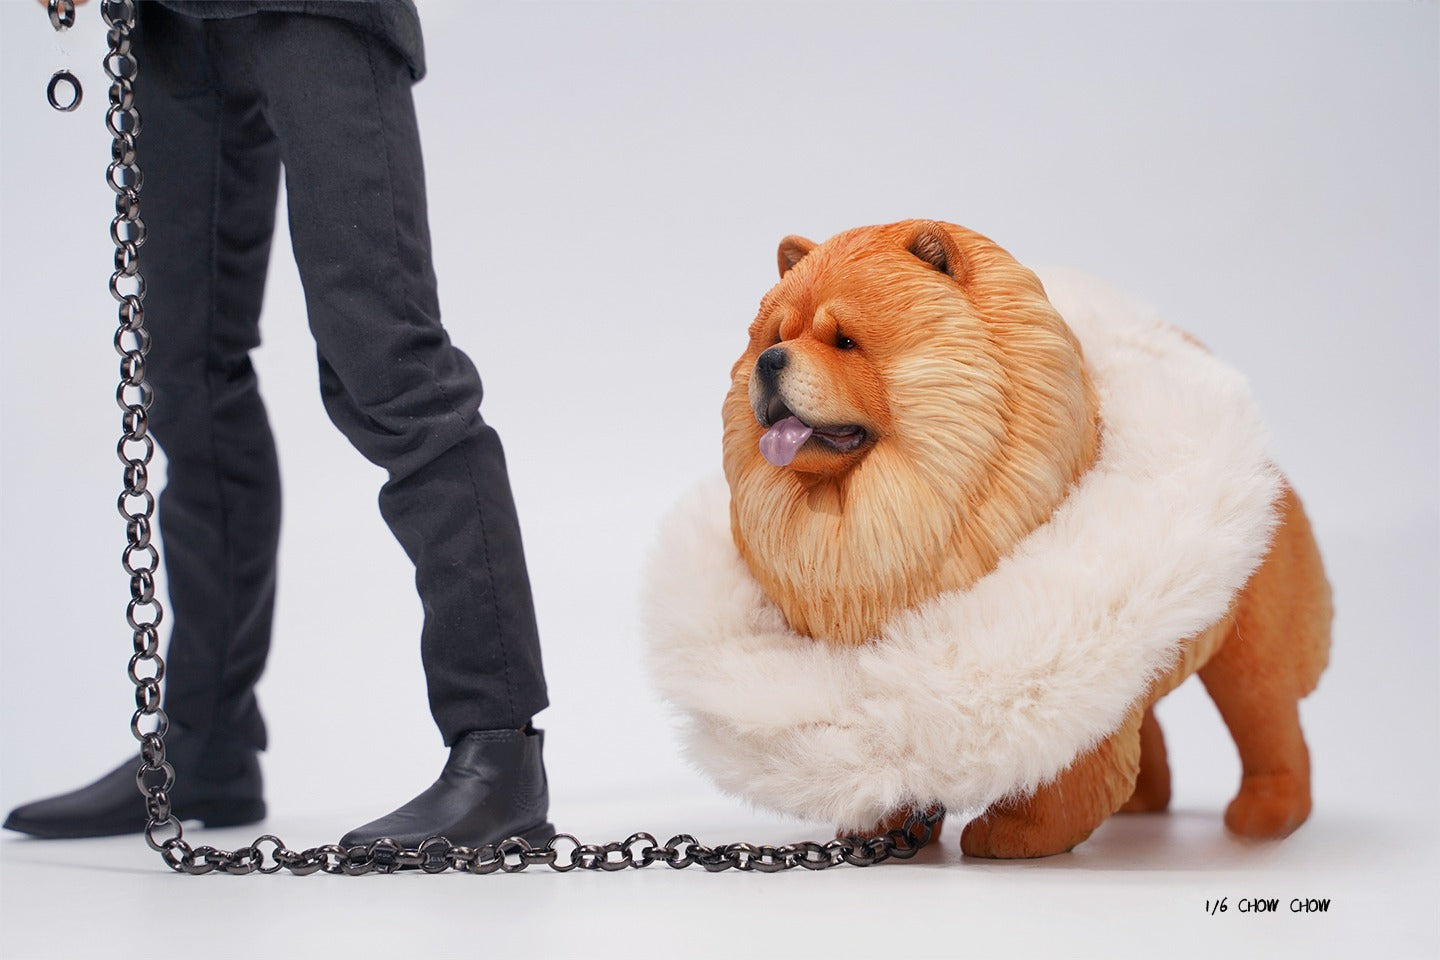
[655,220,1332,858]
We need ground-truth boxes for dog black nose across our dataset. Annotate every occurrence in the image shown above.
[756,347,788,386]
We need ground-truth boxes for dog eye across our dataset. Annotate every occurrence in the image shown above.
[836,335,857,351]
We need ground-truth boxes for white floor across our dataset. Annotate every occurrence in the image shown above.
[1,788,1435,960]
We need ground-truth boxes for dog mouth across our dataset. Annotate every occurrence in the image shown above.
[758,397,869,467]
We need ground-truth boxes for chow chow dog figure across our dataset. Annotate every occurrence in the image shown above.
[647,220,1332,859]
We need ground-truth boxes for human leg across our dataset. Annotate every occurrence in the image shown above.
[249,14,548,744]
[141,9,284,761]
[5,3,282,836]
[242,13,551,844]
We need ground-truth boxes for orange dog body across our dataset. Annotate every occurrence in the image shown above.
[719,220,1332,858]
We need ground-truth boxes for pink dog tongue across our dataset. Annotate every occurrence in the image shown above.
[759,416,814,467]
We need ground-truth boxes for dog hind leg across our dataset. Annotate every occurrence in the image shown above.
[1198,484,1329,839]
[1200,652,1312,838]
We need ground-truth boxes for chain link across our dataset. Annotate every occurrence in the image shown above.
[150,808,946,877]
[97,0,184,863]
[96,0,946,875]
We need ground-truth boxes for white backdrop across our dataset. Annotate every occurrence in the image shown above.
[1,2,1436,958]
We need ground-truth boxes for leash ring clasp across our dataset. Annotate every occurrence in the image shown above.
[49,0,76,30]
[47,70,83,112]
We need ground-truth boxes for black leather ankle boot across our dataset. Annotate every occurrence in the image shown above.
[4,728,264,839]
[339,727,554,848]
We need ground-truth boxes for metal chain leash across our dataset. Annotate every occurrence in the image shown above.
[95,0,189,867]
[163,814,945,876]
[84,0,946,875]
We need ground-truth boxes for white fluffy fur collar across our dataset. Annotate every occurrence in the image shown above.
[643,269,1282,829]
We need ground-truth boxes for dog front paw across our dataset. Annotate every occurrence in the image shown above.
[960,813,1085,860]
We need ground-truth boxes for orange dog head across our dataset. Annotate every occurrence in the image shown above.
[723,220,1099,645]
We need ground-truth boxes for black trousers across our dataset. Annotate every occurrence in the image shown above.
[133,4,548,756]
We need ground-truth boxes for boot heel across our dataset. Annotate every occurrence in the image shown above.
[193,798,267,829]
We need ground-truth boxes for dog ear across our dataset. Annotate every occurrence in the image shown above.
[906,221,966,283]
[777,235,817,278]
